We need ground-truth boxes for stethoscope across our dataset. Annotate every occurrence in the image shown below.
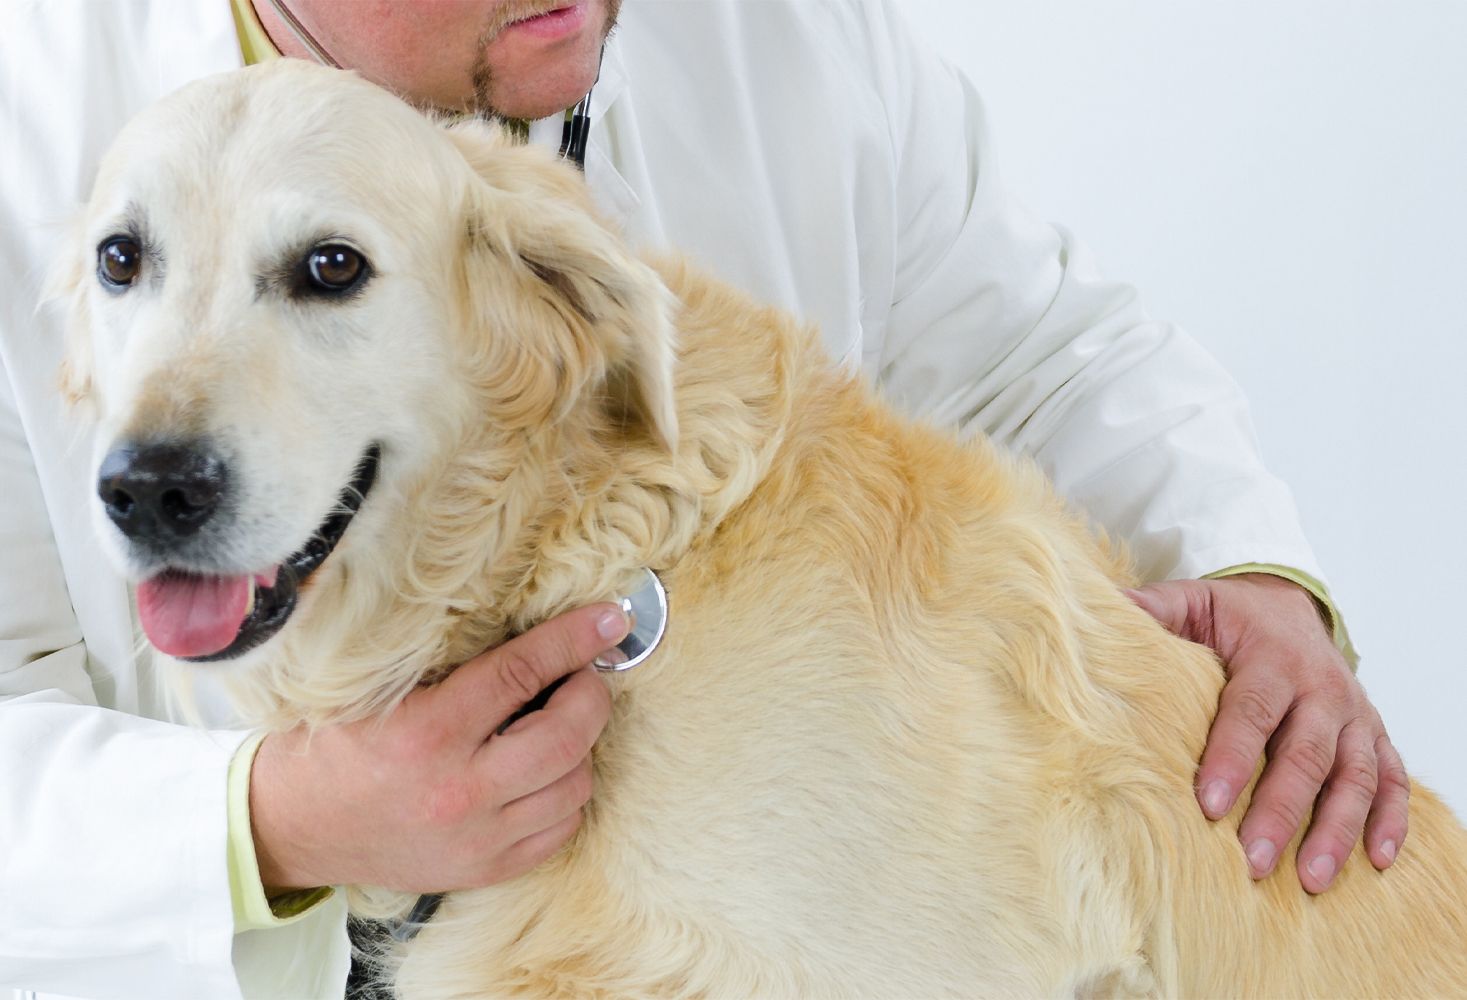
[264,0,599,169]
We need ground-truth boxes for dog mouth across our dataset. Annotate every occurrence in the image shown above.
[135,445,381,662]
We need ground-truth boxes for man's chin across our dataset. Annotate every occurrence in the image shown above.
[471,4,615,120]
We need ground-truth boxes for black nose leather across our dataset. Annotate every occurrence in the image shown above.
[97,442,229,541]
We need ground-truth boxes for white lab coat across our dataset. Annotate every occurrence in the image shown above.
[0,1,1325,997]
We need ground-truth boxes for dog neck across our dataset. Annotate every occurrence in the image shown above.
[435,255,817,657]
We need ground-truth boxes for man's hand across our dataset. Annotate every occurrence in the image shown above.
[249,603,629,894]
[1128,574,1409,893]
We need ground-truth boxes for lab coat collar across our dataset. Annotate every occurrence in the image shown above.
[581,29,640,232]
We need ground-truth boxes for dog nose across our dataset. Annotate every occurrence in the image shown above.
[97,442,229,541]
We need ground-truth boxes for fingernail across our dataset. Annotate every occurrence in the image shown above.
[1200,780,1232,818]
[592,646,629,670]
[1380,839,1398,865]
[1307,853,1336,887]
[1246,838,1276,876]
[596,608,629,642]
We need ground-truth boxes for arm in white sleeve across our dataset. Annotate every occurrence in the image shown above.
[0,6,349,993]
[864,1,1324,587]
[0,349,252,998]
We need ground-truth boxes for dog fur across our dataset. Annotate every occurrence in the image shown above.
[58,61,1467,998]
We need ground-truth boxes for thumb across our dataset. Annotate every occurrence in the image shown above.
[437,603,630,741]
[1124,580,1208,640]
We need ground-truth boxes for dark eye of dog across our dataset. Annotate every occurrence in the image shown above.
[306,244,367,293]
[98,237,141,288]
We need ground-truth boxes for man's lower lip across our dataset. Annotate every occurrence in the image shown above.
[505,3,588,40]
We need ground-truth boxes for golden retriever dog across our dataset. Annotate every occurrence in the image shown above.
[54,60,1467,998]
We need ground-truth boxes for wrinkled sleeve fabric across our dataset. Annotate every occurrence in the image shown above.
[0,200,349,1000]
[0,354,247,997]
[0,708,251,998]
[861,1,1331,596]
[0,5,349,994]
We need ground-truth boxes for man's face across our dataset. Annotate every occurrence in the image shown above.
[253,0,620,119]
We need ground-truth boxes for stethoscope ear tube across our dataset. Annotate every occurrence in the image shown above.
[558,43,605,170]
[263,0,343,67]
[558,93,593,169]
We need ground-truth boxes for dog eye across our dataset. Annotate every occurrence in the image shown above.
[98,237,141,288]
[305,244,368,293]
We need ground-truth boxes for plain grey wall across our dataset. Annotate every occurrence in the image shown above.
[902,0,1467,819]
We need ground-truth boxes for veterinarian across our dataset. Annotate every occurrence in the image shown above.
[0,2,1410,997]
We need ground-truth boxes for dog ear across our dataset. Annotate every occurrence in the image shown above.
[445,121,678,453]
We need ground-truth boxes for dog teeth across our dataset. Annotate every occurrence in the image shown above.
[245,584,256,617]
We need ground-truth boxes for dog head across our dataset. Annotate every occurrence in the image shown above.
[53,60,677,676]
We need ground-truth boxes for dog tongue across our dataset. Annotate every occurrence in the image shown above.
[136,572,252,658]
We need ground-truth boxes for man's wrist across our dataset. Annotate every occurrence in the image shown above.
[249,730,315,893]
[232,730,334,930]
[1202,562,1359,670]
[1227,572,1330,628]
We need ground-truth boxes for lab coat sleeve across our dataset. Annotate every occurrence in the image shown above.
[0,357,252,999]
[863,1,1325,586]
[0,5,351,995]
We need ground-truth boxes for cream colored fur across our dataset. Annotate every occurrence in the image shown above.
[61,62,1467,998]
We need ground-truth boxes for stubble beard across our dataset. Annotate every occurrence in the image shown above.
[468,0,623,121]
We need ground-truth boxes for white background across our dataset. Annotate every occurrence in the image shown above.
[905,0,1466,819]
[3,9,1462,1000]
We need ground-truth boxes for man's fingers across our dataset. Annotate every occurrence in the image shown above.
[500,755,595,840]
[1195,669,1292,822]
[1294,720,1377,893]
[500,810,585,881]
[1236,708,1340,878]
[1364,734,1411,870]
[438,603,628,740]
[479,667,611,802]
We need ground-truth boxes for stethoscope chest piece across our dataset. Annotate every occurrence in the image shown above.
[594,567,667,672]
